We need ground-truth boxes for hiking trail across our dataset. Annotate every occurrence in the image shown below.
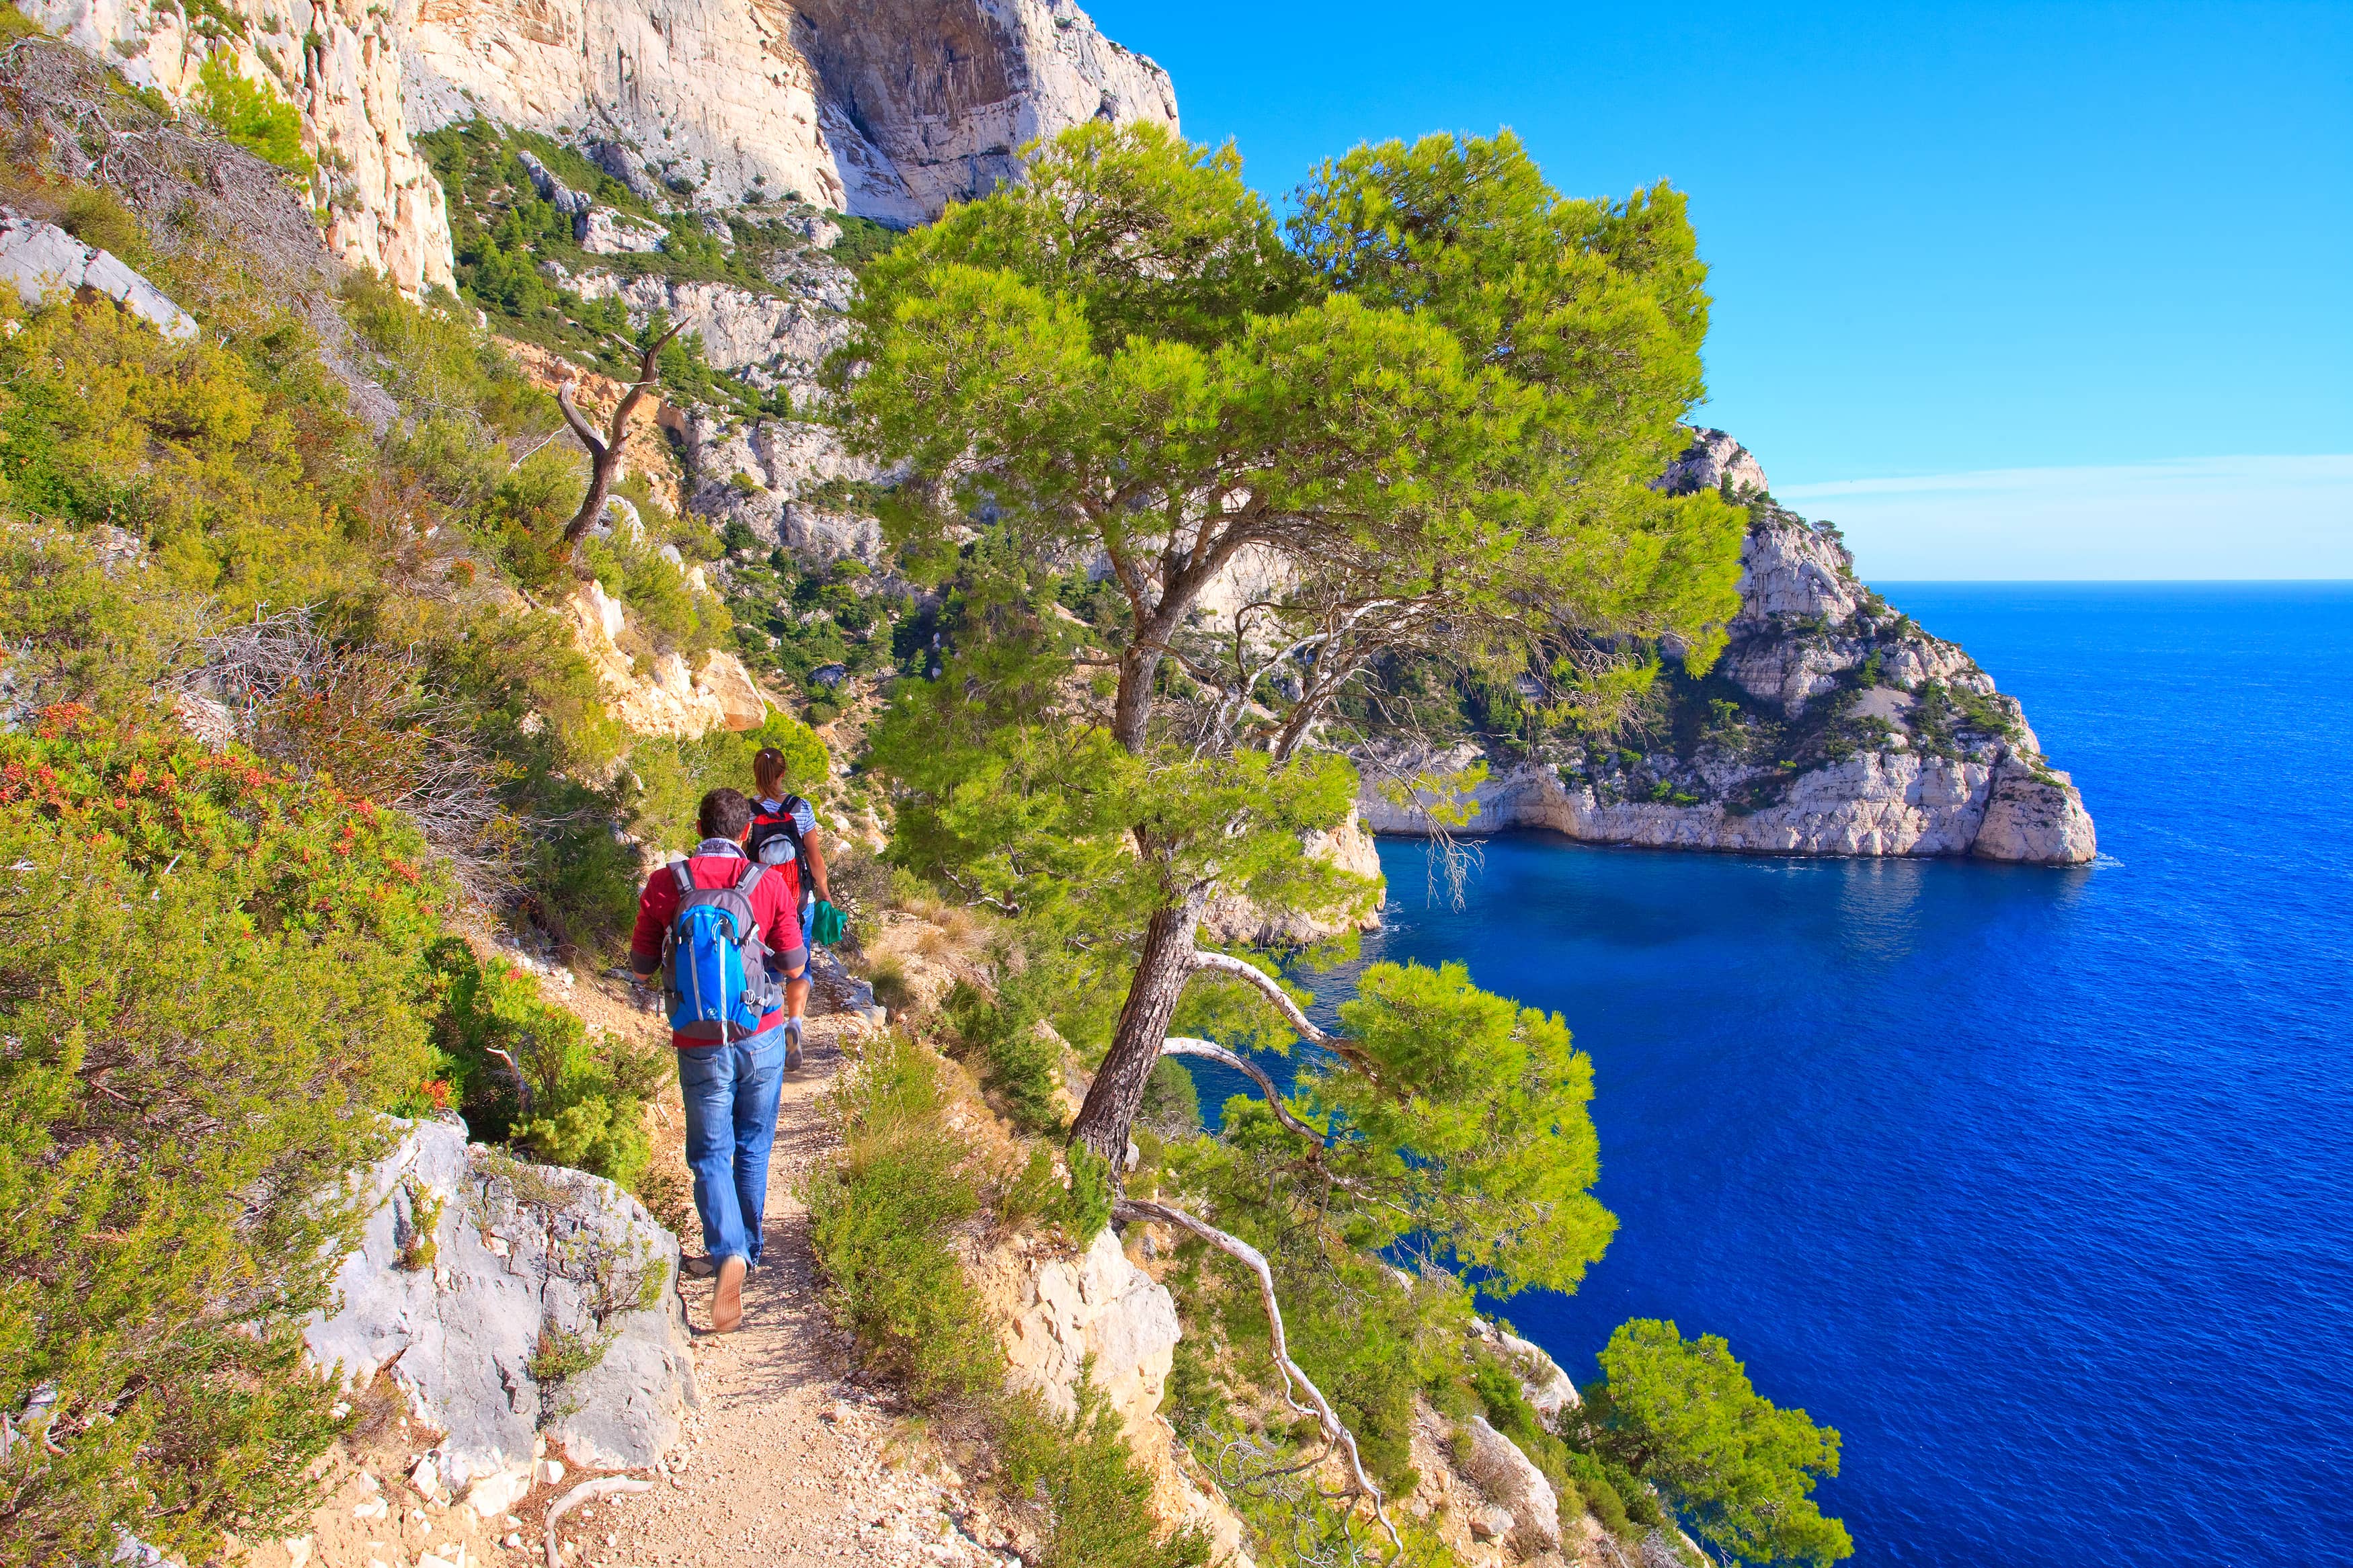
[570,978,1012,1568]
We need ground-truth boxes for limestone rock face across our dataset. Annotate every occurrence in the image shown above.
[1361,430,2097,864]
[0,210,196,339]
[973,1226,1179,1440]
[572,268,851,390]
[305,1120,695,1492]
[399,0,1175,224]
[25,0,455,293]
[1975,754,2099,864]
[1198,803,1384,948]
[1460,1415,1562,1556]
[567,583,771,738]
[32,0,1163,294]
[1497,1329,1579,1419]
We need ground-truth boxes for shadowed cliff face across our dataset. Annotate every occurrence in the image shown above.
[794,0,1175,211]
[797,0,1016,149]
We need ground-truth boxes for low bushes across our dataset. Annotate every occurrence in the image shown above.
[805,1032,1207,1568]
[0,714,452,1564]
[806,1030,997,1401]
[424,939,670,1193]
[624,709,828,856]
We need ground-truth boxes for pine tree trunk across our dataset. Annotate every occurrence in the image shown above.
[1070,886,1203,1166]
[1110,641,1162,753]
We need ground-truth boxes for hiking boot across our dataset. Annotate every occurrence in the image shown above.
[711,1255,747,1333]
[784,1018,804,1072]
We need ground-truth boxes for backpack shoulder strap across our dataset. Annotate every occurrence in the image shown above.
[669,858,694,895]
[733,859,766,897]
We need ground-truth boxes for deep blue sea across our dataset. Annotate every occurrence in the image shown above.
[1258,584,2353,1566]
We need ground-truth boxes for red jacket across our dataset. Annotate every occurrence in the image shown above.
[630,841,799,1049]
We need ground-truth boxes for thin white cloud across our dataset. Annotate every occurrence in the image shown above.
[1775,456,2353,579]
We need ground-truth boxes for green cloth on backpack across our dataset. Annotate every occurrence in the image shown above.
[809,899,847,947]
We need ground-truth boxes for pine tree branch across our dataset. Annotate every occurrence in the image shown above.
[1189,950,1329,1043]
[1159,1036,1323,1144]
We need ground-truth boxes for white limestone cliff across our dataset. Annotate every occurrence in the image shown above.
[28,0,1170,297]
[399,0,1176,223]
[24,0,456,294]
[1363,430,2098,866]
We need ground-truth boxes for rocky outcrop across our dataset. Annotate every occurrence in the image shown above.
[305,1120,696,1503]
[1197,804,1385,947]
[1460,1414,1562,1556]
[1363,431,2097,865]
[0,210,196,339]
[553,253,898,567]
[686,408,891,567]
[571,265,852,392]
[24,0,456,293]
[567,581,770,737]
[399,0,1175,224]
[971,1225,1179,1440]
[1657,425,1769,502]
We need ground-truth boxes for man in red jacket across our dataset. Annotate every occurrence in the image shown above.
[629,788,805,1333]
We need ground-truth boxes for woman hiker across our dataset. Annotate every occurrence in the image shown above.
[746,745,840,1071]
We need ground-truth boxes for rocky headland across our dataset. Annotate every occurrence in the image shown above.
[1360,430,2098,864]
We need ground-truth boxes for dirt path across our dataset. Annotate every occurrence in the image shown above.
[577,987,1014,1568]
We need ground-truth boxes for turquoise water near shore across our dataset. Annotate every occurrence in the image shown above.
[1290,584,2353,1565]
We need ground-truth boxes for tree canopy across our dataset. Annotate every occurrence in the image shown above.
[845,120,1748,1171]
[1577,1319,1854,1566]
[848,122,1756,1549]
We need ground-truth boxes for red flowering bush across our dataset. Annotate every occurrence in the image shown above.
[0,713,454,1563]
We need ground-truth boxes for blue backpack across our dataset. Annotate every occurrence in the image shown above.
[660,858,778,1042]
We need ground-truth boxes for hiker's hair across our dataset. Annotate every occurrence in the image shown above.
[752,746,793,800]
[697,788,754,842]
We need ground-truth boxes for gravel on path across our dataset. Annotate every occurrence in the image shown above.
[580,1000,1020,1568]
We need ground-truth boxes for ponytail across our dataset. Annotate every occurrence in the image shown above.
[752,746,791,800]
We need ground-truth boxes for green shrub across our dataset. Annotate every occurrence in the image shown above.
[1574,1319,1851,1565]
[829,213,904,270]
[1563,1452,1633,1534]
[0,298,365,617]
[626,711,829,856]
[942,980,1064,1132]
[424,939,669,1192]
[1060,1141,1113,1244]
[805,1032,997,1401]
[193,58,313,180]
[807,1034,1205,1567]
[579,526,728,653]
[0,715,452,1565]
[1138,1055,1201,1138]
[990,1384,1209,1568]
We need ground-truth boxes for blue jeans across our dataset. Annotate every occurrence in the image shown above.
[675,1022,787,1266]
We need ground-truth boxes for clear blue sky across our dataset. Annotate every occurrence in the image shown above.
[1082,1,2353,577]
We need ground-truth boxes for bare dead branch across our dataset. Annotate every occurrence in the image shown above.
[1160,1036,1323,1145]
[1188,951,1331,1046]
[557,321,686,557]
[1113,1196,1402,1559]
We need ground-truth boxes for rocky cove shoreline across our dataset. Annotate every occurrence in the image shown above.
[1359,432,2098,866]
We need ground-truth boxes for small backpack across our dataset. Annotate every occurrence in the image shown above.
[661,858,776,1042]
[748,796,811,876]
